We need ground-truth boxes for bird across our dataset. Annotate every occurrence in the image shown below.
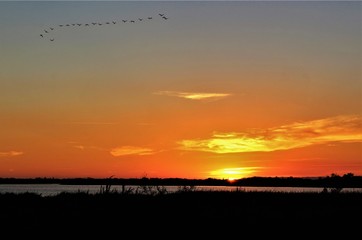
[59,25,63,27]
[122,20,127,23]
[50,27,54,30]
[162,16,168,20]
[44,30,48,33]
[85,23,89,26]
[50,38,54,41]
[130,20,135,23]
[40,34,44,37]
[159,13,164,16]
[112,21,116,24]
[138,18,143,21]
[148,17,152,20]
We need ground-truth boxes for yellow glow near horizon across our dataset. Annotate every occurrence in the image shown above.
[209,167,261,180]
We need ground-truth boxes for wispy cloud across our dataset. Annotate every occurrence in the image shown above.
[110,146,156,157]
[0,151,24,157]
[63,122,119,125]
[69,142,158,156]
[68,142,107,151]
[154,91,232,101]
[179,115,362,154]
[74,145,85,150]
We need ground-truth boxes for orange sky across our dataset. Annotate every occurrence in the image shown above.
[0,1,361,179]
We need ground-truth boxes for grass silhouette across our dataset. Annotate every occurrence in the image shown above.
[0,186,361,237]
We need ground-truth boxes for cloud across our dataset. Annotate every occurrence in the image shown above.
[0,151,24,157]
[178,115,362,154]
[74,145,85,150]
[64,122,118,125]
[110,146,156,156]
[70,142,159,157]
[68,142,106,151]
[154,91,232,101]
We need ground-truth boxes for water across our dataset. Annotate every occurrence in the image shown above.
[1,184,361,196]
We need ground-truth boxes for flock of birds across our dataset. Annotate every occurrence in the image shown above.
[39,13,169,42]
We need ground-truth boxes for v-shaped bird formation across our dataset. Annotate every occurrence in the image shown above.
[39,13,169,42]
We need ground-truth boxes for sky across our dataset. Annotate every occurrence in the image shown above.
[0,1,361,179]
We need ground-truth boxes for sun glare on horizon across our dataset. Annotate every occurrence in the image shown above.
[209,167,261,180]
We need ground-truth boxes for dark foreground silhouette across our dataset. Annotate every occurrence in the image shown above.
[1,172,362,188]
[0,188,361,237]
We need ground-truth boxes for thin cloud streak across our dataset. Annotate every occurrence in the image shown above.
[154,91,232,101]
[0,151,24,157]
[63,122,119,125]
[68,142,107,151]
[110,146,156,156]
[74,145,85,150]
[179,115,362,154]
[69,142,158,156]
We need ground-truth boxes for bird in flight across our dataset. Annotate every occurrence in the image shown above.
[40,34,44,37]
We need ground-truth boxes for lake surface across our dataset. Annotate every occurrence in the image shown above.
[1,184,361,196]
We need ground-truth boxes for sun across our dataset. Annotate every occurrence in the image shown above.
[209,168,245,180]
[227,178,236,184]
[209,167,260,180]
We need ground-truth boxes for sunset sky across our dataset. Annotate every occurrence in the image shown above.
[0,1,361,179]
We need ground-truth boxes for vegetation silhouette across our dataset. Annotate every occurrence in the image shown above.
[0,185,361,237]
[1,172,361,188]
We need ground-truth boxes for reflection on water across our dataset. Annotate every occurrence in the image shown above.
[0,184,361,196]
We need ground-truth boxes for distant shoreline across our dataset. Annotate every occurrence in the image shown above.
[1,174,362,188]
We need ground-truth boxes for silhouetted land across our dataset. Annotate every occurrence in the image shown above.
[1,186,361,237]
[1,173,362,188]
